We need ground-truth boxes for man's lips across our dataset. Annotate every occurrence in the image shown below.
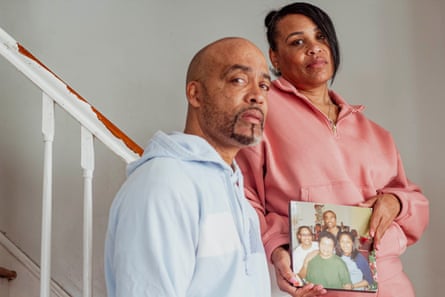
[240,109,264,125]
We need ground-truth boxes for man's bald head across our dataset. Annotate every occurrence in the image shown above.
[184,37,270,165]
[186,37,264,84]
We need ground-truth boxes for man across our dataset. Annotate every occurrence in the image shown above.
[322,210,340,237]
[292,226,318,274]
[105,37,272,297]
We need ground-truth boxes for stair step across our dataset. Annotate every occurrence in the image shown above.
[0,267,16,281]
[0,267,15,297]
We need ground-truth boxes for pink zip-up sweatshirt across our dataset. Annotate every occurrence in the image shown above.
[236,77,429,297]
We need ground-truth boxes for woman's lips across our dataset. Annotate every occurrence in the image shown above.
[307,57,328,68]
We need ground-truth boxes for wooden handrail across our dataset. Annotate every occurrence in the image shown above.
[0,27,143,163]
[0,267,17,281]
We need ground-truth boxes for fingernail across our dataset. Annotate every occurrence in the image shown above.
[289,276,299,285]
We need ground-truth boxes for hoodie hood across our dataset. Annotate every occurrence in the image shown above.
[127,131,229,176]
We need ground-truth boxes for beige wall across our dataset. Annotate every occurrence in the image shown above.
[0,0,443,296]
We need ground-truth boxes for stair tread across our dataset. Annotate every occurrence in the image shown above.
[0,267,17,280]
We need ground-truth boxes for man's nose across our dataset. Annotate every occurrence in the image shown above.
[246,84,266,105]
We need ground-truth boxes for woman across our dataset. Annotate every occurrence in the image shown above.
[236,2,429,297]
[292,226,318,274]
[336,231,375,291]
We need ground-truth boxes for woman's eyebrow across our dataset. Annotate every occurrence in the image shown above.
[285,27,320,42]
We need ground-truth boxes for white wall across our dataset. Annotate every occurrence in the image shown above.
[0,1,443,296]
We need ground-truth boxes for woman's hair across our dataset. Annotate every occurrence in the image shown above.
[297,225,313,235]
[336,231,360,260]
[265,2,340,81]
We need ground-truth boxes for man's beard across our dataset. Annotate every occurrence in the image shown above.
[200,88,264,147]
[230,117,262,146]
[219,107,264,146]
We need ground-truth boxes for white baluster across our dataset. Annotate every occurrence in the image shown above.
[41,93,54,297]
[81,127,94,297]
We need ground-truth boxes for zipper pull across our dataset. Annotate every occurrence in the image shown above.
[328,119,337,135]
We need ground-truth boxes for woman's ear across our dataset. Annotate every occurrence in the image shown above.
[186,81,201,108]
[269,48,278,70]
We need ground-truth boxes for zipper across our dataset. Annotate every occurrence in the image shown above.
[331,108,360,136]
[305,99,339,136]
[328,119,337,136]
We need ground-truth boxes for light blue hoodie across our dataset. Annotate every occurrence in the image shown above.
[105,131,270,297]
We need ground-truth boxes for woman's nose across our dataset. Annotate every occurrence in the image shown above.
[307,43,322,55]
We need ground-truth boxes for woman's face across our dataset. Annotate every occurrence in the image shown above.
[339,234,353,256]
[269,14,334,90]
[298,227,313,246]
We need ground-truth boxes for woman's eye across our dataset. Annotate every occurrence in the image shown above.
[260,83,270,91]
[317,34,327,41]
[290,39,304,46]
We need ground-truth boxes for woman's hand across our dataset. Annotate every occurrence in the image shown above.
[342,283,353,290]
[292,283,327,297]
[360,193,401,249]
[271,246,327,297]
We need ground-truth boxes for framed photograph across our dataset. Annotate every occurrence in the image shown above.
[289,201,378,292]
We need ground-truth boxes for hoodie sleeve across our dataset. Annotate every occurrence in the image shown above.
[106,160,199,297]
[236,143,289,261]
[377,151,429,246]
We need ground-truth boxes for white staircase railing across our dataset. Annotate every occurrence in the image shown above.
[0,27,143,297]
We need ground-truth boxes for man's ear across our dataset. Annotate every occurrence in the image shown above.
[186,81,202,108]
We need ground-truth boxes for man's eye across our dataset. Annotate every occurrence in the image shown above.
[231,78,246,84]
[260,83,270,91]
